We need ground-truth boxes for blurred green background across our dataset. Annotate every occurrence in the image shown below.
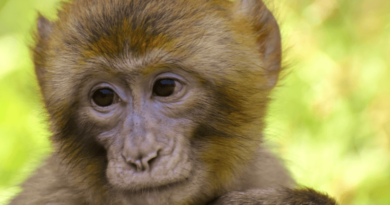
[0,0,389,204]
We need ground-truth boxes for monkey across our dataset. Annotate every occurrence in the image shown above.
[10,0,338,204]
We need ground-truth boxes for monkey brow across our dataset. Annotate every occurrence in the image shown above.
[79,53,203,87]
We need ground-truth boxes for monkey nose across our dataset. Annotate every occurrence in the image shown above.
[122,150,159,172]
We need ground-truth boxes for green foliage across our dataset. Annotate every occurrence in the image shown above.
[266,0,390,204]
[0,0,389,204]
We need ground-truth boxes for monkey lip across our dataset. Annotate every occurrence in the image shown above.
[121,177,191,194]
[108,163,194,193]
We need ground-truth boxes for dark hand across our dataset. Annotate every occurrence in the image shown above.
[210,188,338,205]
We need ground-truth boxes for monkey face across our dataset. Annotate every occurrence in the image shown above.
[55,41,263,203]
[33,0,282,203]
[79,67,204,195]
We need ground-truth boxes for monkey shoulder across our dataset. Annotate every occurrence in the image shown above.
[229,146,295,190]
[216,147,338,205]
[9,156,87,205]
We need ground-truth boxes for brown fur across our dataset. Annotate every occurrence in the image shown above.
[11,0,337,204]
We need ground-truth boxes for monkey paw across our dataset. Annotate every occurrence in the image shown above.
[210,188,338,205]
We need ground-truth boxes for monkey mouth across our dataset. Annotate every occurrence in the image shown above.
[107,154,194,192]
[107,163,195,193]
[120,177,191,194]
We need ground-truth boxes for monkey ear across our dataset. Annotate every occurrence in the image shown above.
[234,0,282,89]
[34,14,53,90]
[36,13,53,40]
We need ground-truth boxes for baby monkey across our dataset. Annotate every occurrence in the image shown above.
[10,0,338,204]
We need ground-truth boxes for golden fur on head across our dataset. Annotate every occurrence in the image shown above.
[15,0,293,204]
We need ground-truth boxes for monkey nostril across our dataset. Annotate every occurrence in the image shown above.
[147,154,158,165]
[122,150,160,172]
[134,159,143,172]
[122,155,140,171]
[142,150,160,171]
[141,150,160,171]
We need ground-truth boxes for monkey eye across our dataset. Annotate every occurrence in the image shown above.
[153,78,181,97]
[92,88,117,107]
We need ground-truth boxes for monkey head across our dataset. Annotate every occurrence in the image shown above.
[34,0,281,204]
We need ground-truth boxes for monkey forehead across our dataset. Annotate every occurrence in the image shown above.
[51,0,261,74]
[56,0,229,50]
